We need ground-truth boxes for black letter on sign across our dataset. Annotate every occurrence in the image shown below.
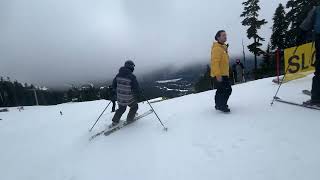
[288,55,300,73]
[301,53,309,70]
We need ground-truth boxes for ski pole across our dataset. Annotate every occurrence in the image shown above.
[271,45,300,106]
[89,101,112,132]
[142,94,168,131]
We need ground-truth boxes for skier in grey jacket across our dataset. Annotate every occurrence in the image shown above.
[111,60,142,126]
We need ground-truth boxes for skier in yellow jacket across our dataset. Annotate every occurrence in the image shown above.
[211,30,232,112]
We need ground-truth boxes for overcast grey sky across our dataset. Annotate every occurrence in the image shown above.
[0,0,288,88]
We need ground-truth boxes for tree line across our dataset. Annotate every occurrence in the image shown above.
[0,77,112,107]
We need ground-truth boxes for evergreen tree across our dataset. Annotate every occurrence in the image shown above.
[258,44,274,78]
[271,3,288,50]
[241,0,268,79]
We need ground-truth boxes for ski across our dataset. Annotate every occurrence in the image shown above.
[104,109,154,136]
[89,109,154,141]
[89,121,126,140]
[302,90,311,96]
[274,97,320,111]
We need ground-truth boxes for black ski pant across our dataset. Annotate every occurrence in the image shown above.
[112,102,138,123]
[111,100,116,112]
[312,34,320,102]
[214,76,232,108]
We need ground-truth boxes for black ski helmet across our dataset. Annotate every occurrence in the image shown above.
[125,60,135,72]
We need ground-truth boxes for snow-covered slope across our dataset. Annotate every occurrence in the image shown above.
[156,78,182,84]
[0,75,319,180]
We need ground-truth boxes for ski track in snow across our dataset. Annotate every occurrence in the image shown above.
[0,75,320,180]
